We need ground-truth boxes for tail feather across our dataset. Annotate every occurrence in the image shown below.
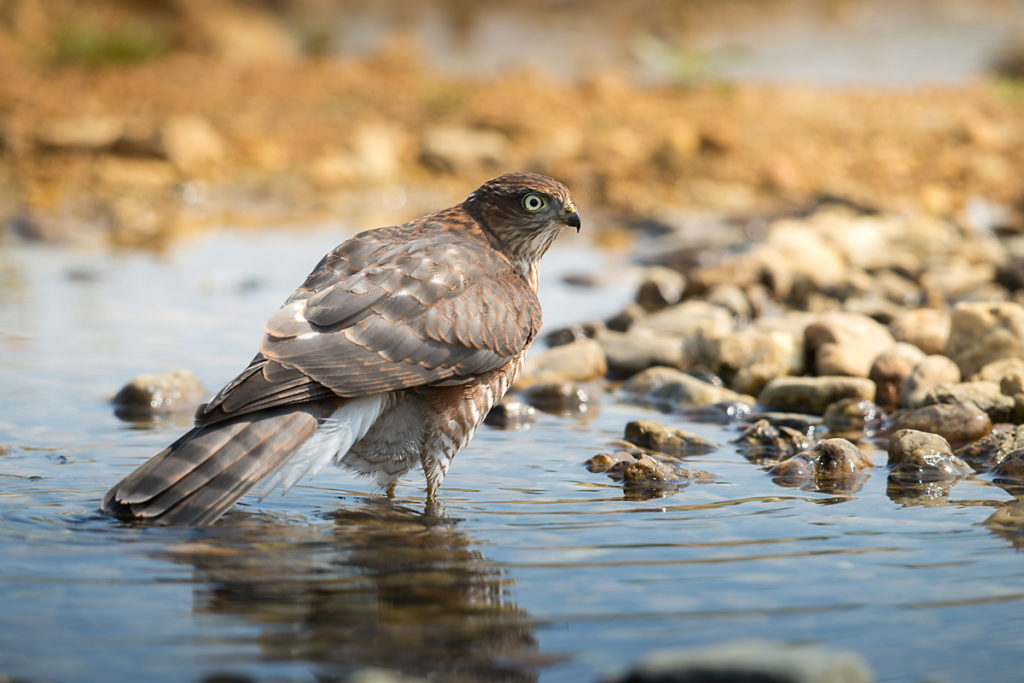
[103,401,338,525]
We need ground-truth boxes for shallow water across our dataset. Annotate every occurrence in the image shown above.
[2,226,1024,682]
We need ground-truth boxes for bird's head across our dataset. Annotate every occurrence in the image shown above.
[464,172,581,280]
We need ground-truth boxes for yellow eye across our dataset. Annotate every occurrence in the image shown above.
[521,193,547,213]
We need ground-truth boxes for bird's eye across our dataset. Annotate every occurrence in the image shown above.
[521,193,547,213]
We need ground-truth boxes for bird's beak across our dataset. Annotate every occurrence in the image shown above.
[562,201,581,233]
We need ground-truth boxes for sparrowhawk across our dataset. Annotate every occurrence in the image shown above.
[103,172,581,525]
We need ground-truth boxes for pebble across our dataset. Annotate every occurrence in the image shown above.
[886,429,973,484]
[634,266,686,312]
[757,376,876,415]
[585,450,714,499]
[804,311,895,377]
[769,438,873,491]
[623,366,755,410]
[610,639,873,683]
[623,419,718,456]
[733,418,812,464]
[992,449,1024,495]
[712,327,802,395]
[823,398,885,438]
[112,369,207,420]
[594,328,686,379]
[888,402,992,446]
[483,401,537,429]
[518,381,591,415]
[956,425,1024,470]
[868,342,926,411]
[890,308,951,355]
[899,355,961,409]
[945,301,1024,378]
[919,380,1016,423]
[516,338,607,388]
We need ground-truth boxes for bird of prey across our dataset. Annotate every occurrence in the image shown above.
[103,172,581,525]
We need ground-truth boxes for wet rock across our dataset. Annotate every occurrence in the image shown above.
[886,429,973,484]
[595,328,685,379]
[484,401,536,429]
[611,639,873,683]
[956,425,1024,470]
[635,266,686,312]
[420,126,508,173]
[804,311,894,377]
[919,381,1016,423]
[517,338,607,388]
[945,301,1024,378]
[112,369,207,420]
[733,418,812,464]
[823,398,885,438]
[899,355,962,409]
[624,366,755,410]
[623,419,718,456]
[757,376,876,415]
[712,327,802,396]
[769,438,872,492]
[869,342,926,410]
[746,411,823,434]
[888,402,992,446]
[986,499,1024,534]
[586,450,714,500]
[992,449,1024,495]
[679,400,753,424]
[161,115,226,176]
[519,381,591,415]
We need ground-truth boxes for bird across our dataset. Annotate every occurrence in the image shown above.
[102,172,581,525]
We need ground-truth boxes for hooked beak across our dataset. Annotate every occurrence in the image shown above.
[561,201,581,233]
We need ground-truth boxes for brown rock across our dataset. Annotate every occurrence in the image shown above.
[594,328,686,378]
[635,266,686,312]
[886,428,973,483]
[112,369,207,420]
[889,403,992,446]
[956,425,1024,470]
[517,338,607,388]
[733,418,812,464]
[869,342,927,410]
[804,311,895,377]
[624,419,718,456]
[945,301,1024,378]
[624,366,755,409]
[757,376,876,415]
[900,355,962,409]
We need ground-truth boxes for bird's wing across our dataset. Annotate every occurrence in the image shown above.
[196,223,541,424]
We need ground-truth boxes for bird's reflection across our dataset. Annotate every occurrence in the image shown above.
[166,498,538,681]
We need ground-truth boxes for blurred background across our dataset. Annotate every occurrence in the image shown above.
[1,0,1023,248]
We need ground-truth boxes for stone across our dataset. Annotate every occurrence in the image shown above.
[869,342,926,410]
[886,429,973,483]
[899,355,962,409]
[992,449,1024,490]
[420,126,508,173]
[634,266,686,312]
[956,426,1024,470]
[594,328,686,379]
[713,327,802,396]
[919,381,1016,423]
[889,403,992,446]
[610,639,873,683]
[757,376,876,415]
[624,366,755,410]
[804,311,895,377]
[769,438,872,491]
[733,418,812,464]
[36,115,124,150]
[823,398,885,438]
[519,381,591,415]
[945,301,1024,378]
[585,450,714,500]
[633,300,735,367]
[517,338,607,388]
[484,401,536,429]
[112,369,207,420]
[623,419,718,456]
[704,283,753,319]
[160,115,226,176]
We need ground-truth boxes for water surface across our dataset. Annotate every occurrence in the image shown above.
[1,226,1023,682]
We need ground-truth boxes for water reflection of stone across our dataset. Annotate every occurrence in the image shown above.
[169,499,538,681]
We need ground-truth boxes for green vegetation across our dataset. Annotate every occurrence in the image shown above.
[51,21,167,66]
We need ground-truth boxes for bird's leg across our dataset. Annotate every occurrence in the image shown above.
[384,481,396,498]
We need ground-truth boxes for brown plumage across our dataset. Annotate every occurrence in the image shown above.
[103,172,581,525]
